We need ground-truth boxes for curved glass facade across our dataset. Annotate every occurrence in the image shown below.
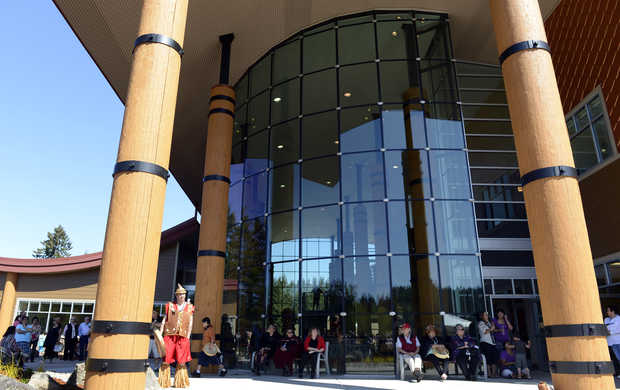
[226,11,484,372]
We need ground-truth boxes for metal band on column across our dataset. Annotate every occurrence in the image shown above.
[499,40,550,65]
[134,33,184,56]
[87,359,150,373]
[92,321,152,335]
[113,160,170,182]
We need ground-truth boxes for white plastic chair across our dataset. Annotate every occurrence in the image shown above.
[250,351,256,371]
[315,341,330,378]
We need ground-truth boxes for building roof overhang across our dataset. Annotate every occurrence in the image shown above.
[52,0,560,208]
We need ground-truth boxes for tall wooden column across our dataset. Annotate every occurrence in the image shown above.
[490,1,614,389]
[84,0,188,389]
[0,272,18,335]
[191,34,235,364]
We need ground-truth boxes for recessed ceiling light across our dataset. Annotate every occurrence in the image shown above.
[364,116,369,120]
[273,97,282,102]
[326,180,332,185]
[276,144,284,149]
[392,31,398,37]
[334,140,339,144]
[393,165,399,169]
[280,184,286,188]
[344,92,352,97]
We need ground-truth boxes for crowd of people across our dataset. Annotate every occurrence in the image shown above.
[0,313,91,365]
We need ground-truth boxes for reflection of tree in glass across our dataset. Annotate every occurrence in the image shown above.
[238,218,267,332]
[225,213,241,280]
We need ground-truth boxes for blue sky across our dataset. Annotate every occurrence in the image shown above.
[0,3,195,258]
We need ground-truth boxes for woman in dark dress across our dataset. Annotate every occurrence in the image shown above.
[254,324,280,375]
[273,328,301,376]
[44,319,61,362]
[420,324,450,381]
[451,323,481,381]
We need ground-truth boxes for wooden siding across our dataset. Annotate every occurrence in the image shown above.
[16,269,98,300]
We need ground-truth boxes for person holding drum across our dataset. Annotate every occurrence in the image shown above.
[191,317,227,377]
[420,324,450,381]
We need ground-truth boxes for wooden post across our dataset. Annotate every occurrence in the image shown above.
[490,1,614,389]
[84,0,188,389]
[0,272,18,335]
[190,83,235,367]
[190,34,235,369]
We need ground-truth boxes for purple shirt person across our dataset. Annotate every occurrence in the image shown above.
[492,309,513,348]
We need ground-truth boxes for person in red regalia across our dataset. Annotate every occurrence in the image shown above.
[159,284,194,388]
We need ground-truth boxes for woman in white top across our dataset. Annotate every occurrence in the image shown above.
[478,312,499,378]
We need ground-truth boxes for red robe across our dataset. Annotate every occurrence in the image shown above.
[163,302,194,364]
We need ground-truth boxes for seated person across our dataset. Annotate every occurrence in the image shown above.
[396,323,423,382]
[500,341,518,378]
[420,324,449,381]
[192,317,227,377]
[450,324,481,381]
[255,324,280,375]
[273,328,301,376]
[299,327,325,379]
[0,326,23,366]
[512,333,531,379]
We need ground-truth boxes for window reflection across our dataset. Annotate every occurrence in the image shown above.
[341,152,385,202]
[269,211,299,262]
[382,106,426,149]
[242,172,267,219]
[344,256,391,314]
[269,164,300,212]
[439,255,484,315]
[303,29,336,73]
[270,120,299,167]
[229,183,243,224]
[342,202,388,256]
[340,106,382,153]
[270,261,299,316]
[380,61,420,103]
[339,63,379,107]
[429,151,471,199]
[377,21,415,60]
[434,201,478,253]
[302,156,340,206]
[302,205,340,259]
[302,111,338,159]
[271,79,300,124]
[385,150,431,200]
[303,69,337,114]
[302,258,342,313]
[247,91,269,134]
[338,23,375,65]
[249,56,271,96]
[273,40,300,84]
[388,200,435,254]
[245,130,268,175]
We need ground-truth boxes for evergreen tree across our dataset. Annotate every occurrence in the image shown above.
[32,225,73,258]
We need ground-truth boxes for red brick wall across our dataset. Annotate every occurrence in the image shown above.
[545,0,620,149]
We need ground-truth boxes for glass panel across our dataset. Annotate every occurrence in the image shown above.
[338,15,373,26]
[607,262,620,284]
[301,258,342,312]
[243,172,268,219]
[484,279,493,294]
[477,220,530,238]
[469,151,518,167]
[593,118,613,160]
[571,129,598,172]
[40,302,50,312]
[301,156,340,207]
[303,29,336,73]
[466,135,515,151]
[51,303,61,312]
[74,303,84,313]
[429,151,471,199]
[481,251,534,267]
[388,200,435,254]
[229,183,242,224]
[470,168,520,184]
[464,120,513,135]
[380,61,419,103]
[493,279,513,294]
[302,69,337,114]
[233,105,247,145]
[83,303,94,313]
[455,62,501,75]
[376,13,412,21]
[462,105,510,119]
[385,150,431,200]
[302,111,339,159]
[416,19,449,59]
[271,78,300,124]
[269,164,300,212]
[390,255,413,313]
[340,63,379,107]
[302,205,341,259]
[340,106,382,153]
[595,264,607,286]
[273,40,300,84]
[342,202,388,256]
[249,55,271,97]
[588,96,604,118]
[344,256,391,313]
[377,21,414,60]
[343,313,394,373]
[241,217,267,268]
[425,104,464,149]
[270,120,299,167]
[231,144,244,183]
[304,22,335,36]
[270,261,299,316]
[566,118,578,137]
[473,185,523,202]
[514,279,533,295]
[247,91,269,134]
[245,130,268,175]
[439,255,484,314]
[226,223,241,280]
[382,105,426,149]
[434,201,478,253]
[460,90,507,104]
[458,76,504,90]
[235,74,248,106]
[420,60,456,102]
[575,107,589,130]
[342,152,385,202]
[475,202,526,220]
[19,301,28,312]
[338,24,376,65]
